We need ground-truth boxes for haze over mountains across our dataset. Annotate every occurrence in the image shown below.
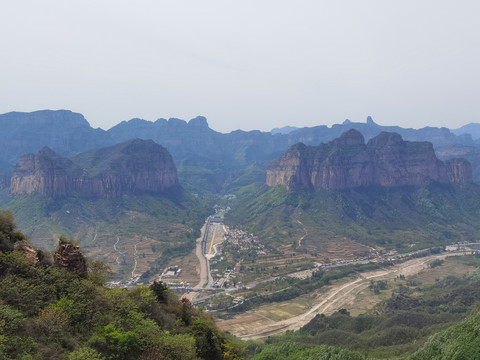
[267,130,471,191]
[2,110,480,193]
[10,139,178,198]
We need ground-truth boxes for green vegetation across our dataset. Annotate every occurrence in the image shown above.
[3,154,480,357]
[251,256,480,359]
[214,262,389,315]
[226,183,480,250]
[0,209,27,251]
[410,312,480,359]
[430,259,444,268]
[177,163,267,200]
[0,190,210,279]
[223,165,267,194]
[177,164,226,194]
[368,280,388,295]
[0,216,245,359]
[250,342,365,360]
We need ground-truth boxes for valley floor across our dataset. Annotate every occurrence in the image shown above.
[216,251,475,340]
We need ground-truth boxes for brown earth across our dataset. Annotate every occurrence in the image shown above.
[216,251,473,340]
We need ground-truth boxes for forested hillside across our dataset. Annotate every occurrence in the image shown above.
[226,183,480,252]
[0,210,244,359]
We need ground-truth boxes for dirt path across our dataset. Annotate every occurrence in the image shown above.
[113,235,123,265]
[225,252,469,340]
[296,220,307,247]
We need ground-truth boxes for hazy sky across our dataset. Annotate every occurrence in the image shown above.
[1,1,479,133]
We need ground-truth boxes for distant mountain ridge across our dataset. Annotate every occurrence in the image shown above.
[10,139,178,198]
[2,110,480,188]
[453,122,480,140]
[0,110,112,173]
[267,130,472,191]
[271,126,299,135]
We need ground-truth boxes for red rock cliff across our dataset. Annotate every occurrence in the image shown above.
[10,139,179,198]
[267,130,472,191]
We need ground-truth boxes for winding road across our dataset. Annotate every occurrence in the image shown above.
[229,251,471,340]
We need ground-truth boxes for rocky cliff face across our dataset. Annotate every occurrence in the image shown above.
[10,147,79,197]
[267,130,472,191]
[10,139,179,198]
[2,110,480,188]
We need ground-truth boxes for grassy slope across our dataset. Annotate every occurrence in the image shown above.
[226,183,480,252]
[0,189,210,280]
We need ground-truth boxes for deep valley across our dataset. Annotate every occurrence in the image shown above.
[2,110,480,359]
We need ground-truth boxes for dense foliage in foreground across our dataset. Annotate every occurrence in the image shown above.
[0,210,243,360]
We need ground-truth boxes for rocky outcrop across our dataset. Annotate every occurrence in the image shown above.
[53,241,87,276]
[445,158,472,183]
[10,139,179,198]
[22,246,40,267]
[267,130,472,191]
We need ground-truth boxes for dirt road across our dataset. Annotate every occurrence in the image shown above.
[220,252,470,340]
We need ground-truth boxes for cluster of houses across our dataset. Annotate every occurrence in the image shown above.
[223,228,268,255]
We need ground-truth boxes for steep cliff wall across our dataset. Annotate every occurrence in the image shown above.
[2,110,480,187]
[10,147,79,197]
[267,130,472,191]
[10,139,178,198]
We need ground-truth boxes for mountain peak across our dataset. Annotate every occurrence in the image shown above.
[188,116,209,128]
[267,130,472,191]
[38,146,59,157]
[367,131,403,147]
[332,129,365,146]
[0,109,90,127]
[167,118,187,127]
